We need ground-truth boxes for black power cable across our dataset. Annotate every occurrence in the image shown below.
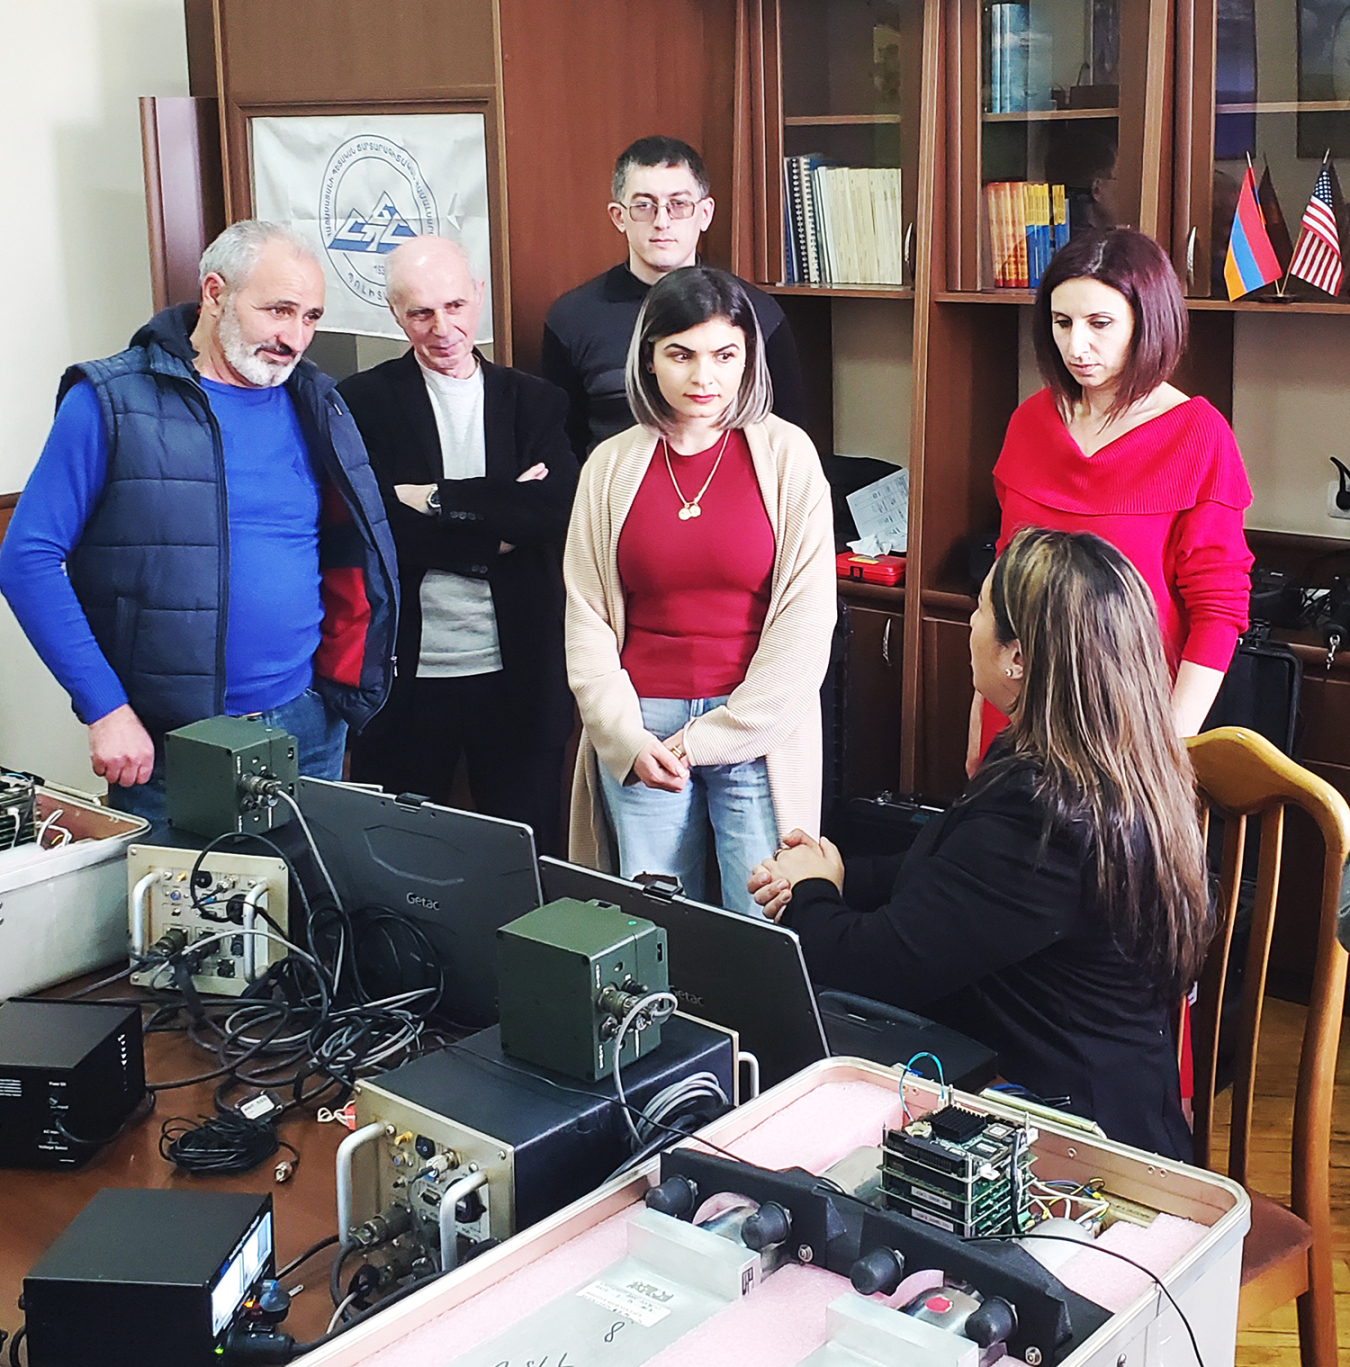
[159,1109,298,1176]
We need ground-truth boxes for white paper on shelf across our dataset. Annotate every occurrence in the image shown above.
[845,467,909,555]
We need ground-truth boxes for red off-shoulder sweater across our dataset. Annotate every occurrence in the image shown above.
[994,389,1253,673]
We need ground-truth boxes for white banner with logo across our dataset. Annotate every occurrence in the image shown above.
[250,113,493,342]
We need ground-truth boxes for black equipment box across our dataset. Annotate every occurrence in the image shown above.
[359,1016,735,1233]
[24,1189,274,1367]
[0,999,144,1168]
[1202,636,1302,756]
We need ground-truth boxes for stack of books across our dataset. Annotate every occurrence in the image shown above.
[987,3,1052,114]
[984,181,1070,288]
[783,157,905,286]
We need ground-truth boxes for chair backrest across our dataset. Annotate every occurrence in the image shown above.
[1186,727,1350,1225]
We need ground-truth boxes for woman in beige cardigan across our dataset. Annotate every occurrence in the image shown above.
[563,266,836,915]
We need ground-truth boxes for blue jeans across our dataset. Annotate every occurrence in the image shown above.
[598,697,780,918]
[106,687,347,839]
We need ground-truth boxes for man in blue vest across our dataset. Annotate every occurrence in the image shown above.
[0,220,398,826]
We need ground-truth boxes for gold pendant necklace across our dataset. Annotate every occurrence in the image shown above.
[663,429,731,521]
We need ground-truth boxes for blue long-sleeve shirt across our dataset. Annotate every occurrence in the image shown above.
[0,379,323,724]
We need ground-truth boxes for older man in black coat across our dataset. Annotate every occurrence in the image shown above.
[338,237,577,853]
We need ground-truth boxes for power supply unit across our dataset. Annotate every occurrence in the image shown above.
[0,998,145,1168]
[23,1189,274,1367]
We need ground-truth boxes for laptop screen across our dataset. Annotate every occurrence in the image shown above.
[296,779,541,1026]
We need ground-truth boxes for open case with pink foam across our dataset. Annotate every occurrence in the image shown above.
[303,1058,1249,1367]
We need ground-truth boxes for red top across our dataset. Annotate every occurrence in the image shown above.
[617,428,774,699]
[994,389,1253,673]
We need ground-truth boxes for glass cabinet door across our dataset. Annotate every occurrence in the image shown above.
[767,0,924,288]
[1176,0,1350,301]
[946,0,1170,292]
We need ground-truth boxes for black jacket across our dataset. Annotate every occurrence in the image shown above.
[541,263,806,461]
[337,352,578,748]
[784,762,1193,1161]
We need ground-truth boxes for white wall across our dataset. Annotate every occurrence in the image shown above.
[1231,313,1350,536]
[833,298,912,465]
[0,0,189,788]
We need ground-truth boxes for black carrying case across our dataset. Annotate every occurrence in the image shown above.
[1201,636,1303,755]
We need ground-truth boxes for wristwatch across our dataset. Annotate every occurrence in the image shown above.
[425,487,441,514]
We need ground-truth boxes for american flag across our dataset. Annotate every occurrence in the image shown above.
[1289,162,1344,296]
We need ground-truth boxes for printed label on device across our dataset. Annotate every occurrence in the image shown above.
[577,1280,674,1328]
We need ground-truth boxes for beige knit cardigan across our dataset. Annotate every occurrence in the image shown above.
[563,414,838,870]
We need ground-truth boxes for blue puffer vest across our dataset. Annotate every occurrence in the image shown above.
[62,304,399,734]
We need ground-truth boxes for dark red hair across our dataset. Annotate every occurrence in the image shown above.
[1032,228,1188,419]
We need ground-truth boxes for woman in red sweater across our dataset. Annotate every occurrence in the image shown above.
[564,267,835,915]
[970,228,1253,772]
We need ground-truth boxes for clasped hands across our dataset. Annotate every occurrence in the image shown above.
[394,462,547,554]
[748,829,844,922]
[629,729,690,792]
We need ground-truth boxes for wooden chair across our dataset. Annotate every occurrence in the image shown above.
[1186,726,1350,1367]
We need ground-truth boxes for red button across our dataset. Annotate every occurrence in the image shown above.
[925,1295,952,1313]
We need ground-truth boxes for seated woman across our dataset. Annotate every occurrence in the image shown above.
[564,266,835,915]
[749,527,1211,1160]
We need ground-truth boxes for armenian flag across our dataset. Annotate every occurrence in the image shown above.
[1224,165,1283,300]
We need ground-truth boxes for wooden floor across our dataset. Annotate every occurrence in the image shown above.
[1211,997,1350,1366]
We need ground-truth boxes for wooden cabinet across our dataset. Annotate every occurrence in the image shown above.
[747,0,925,292]
[737,0,933,797]
[839,594,906,800]
[1174,0,1350,303]
[943,0,1173,295]
[920,612,977,803]
[1270,670,1350,1000]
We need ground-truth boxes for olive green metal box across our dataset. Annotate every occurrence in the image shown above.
[164,716,298,840]
[496,899,669,1082]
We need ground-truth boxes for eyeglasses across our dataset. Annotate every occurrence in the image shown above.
[620,196,701,222]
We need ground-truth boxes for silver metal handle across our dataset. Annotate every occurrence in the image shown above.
[439,1170,489,1272]
[739,1050,761,1101]
[335,1121,387,1245]
[1185,226,1198,288]
[129,872,157,956]
[881,618,892,667]
[904,222,915,281]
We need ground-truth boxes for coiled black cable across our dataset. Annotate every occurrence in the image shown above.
[159,1109,298,1176]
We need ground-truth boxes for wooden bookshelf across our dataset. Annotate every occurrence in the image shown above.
[982,107,1121,123]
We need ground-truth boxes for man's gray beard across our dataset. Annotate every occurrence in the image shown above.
[217,298,298,388]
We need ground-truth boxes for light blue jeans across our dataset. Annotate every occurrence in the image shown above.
[598,697,780,917]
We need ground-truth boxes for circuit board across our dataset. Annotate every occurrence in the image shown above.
[881,1105,1036,1237]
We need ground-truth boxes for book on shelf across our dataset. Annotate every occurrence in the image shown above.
[783,157,904,286]
[783,154,828,284]
[983,180,1070,288]
[987,2,1052,114]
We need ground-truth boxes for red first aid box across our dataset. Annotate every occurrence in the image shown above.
[835,551,906,586]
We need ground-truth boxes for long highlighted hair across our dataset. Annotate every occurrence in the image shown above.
[981,527,1210,998]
